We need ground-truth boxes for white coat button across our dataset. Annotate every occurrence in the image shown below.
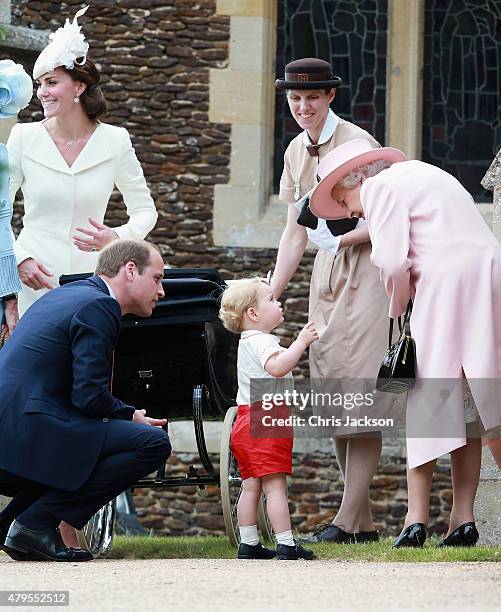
[102,418,109,423]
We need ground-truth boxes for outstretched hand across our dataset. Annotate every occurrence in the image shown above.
[73,217,119,252]
[297,321,319,348]
[133,409,167,428]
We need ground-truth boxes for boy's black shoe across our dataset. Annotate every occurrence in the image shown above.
[237,542,277,559]
[276,540,315,560]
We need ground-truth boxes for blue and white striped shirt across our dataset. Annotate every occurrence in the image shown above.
[0,143,22,302]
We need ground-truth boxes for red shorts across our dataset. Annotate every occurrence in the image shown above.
[230,403,293,480]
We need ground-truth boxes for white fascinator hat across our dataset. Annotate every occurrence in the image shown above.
[33,6,90,80]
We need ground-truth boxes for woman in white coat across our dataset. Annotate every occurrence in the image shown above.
[7,7,158,547]
[8,7,157,315]
[310,139,501,548]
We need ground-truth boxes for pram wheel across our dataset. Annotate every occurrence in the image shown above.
[257,494,274,544]
[219,406,273,547]
[77,497,116,558]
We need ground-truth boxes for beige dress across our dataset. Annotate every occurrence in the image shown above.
[279,114,398,431]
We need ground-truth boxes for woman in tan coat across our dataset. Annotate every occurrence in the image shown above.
[272,59,394,543]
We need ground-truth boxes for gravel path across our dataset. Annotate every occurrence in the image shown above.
[1,555,500,611]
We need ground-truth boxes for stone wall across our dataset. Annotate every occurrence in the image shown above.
[7,0,314,376]
[133,450,453,537]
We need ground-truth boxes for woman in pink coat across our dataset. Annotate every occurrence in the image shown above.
[309,139,501,548]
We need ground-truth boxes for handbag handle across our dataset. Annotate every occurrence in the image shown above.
[388,299,413,348]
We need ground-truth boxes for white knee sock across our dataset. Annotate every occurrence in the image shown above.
[275,529,294,546]
[239,525,259,546]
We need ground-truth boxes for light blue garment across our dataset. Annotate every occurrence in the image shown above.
[0,142,22,324]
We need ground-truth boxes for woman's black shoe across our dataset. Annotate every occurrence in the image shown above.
[237,542,276,559]
[393,523,427,548]
[437,522,479,548]
[311,523,356,543]
[355,530,379,543]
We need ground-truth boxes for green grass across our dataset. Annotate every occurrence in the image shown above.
[110,535,235,559]
[109,535,501,562]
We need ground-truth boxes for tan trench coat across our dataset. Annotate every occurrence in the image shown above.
[279,119,399,433]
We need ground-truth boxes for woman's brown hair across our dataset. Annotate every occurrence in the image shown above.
[63,57,107,120]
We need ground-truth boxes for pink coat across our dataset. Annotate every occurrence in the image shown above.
[362,160,501,468]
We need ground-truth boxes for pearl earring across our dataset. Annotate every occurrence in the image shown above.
[73,96,80,103]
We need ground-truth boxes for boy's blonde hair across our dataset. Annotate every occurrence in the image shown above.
[219,277,268,333]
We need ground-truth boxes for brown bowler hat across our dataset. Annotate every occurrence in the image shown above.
[275,58,342,91]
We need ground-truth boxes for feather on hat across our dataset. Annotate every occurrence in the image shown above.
[33,6,90,80]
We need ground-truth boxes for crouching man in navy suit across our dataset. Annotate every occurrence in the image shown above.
[0,239,171,562]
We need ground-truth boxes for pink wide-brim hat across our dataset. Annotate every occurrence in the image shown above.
[309,138,407,220]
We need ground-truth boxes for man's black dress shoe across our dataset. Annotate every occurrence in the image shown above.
[237,542,276,559]
[437,522,479,548]
[0,522,33,561]
[393,523,427,548]
[5,520,93,562]
[276,540,315,560]
[311,523,356,543]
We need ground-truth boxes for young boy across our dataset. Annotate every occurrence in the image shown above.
[219,278,318,560]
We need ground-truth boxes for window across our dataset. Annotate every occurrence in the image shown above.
[422,0,501,200]
[274,0,389,191]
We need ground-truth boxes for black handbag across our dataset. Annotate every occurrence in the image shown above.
[376,300,416,394]
[296,196,318,230]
